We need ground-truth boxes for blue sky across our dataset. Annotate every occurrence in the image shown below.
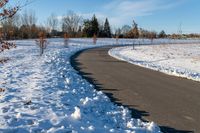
[22,0,200,34]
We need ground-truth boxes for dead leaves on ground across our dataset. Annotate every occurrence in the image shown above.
[0,57,10,64]
[0,88,5,92]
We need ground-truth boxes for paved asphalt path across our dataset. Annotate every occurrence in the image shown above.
[71,46,200,133]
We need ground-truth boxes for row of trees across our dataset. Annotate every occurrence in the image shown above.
[0,10,160,40]
[1,10,47,39]
[82,16,111,38]
[114,22,167,39]
[1,9,200,40]
[62,12,112,38]
[0,10,113,39]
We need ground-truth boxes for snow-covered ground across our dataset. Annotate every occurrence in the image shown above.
[0,38,164,133]
[109,43,200,82]
[1,38,199,132]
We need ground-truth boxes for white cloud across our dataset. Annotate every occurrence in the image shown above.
[104,0,181,15]
[100,0,185,28]
[57,0,185,31]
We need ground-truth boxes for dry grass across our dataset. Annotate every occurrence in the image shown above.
[0,57,10,64]
[0,88,5,92]
[0,41,16,53]
[192,56,200,63]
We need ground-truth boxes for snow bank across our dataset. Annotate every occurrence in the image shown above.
[71,107,81,120]
[0,38,164,132]
[109,43,200,82]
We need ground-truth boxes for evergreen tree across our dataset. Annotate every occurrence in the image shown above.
[91,15,99,36]
[82,15,99,37]
[103,18,111,38]
[82,19,93,37]
[98,22,104,37]
[158,30,166,38]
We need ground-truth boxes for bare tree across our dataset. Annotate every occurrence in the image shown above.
[0,0,19,21]
[148,31,157,44]
[127,20,139,39]
[115,28,121,44]
[0,0,31,56]
[21,10,37,26]
[20,10,37,38]
[121,25,131,36]
[62,11,82,37]
[47,13,58,35]
[1,13,21,39]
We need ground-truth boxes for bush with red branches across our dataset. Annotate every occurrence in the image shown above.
[0,0,32,47]
[35,32,48,56]
[0,0,31,63]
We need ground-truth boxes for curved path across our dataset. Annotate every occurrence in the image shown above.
[71,46,200,133]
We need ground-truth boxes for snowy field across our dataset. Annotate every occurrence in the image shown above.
[1,38,199,132]
[109,43,200,82]
[0,38,163,133]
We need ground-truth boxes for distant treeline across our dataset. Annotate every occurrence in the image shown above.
[1,10,200,40]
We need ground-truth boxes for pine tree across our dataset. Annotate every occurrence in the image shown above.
[91,15,99,36]
[82,19,93,37]
[98,22,104,37]
[103,18,111,38]
[158,30,166,38]
[82,15,99,37]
